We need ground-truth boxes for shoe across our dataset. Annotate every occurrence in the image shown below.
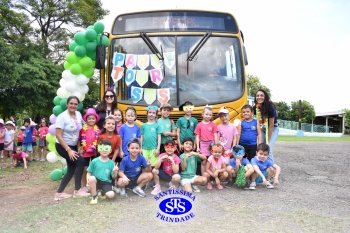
[32,159,36,162]
[133,186,146,197]
[2,163,6,168]
[192,185,200,193]
[54,192,72,201]
[81,186,89,193]
[40,158,46,162]
[216,183,223,190]
[73,189,91,198]
[249,181,256,190]
[10,163,14,169]
[98,191,107,200]
[206,182,212,190]
[113,186,120,194]
[151,184,162,195]
[90,196,98,204]
[120,187,127,197]
[265,181,274,189]
[168,181,176,190]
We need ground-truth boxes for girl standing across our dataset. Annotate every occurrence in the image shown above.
[95,88,118,130]
[140,106,162,167]
[97,116,121,163]
[118,107,141,157]
[54,96,89,201]
[253,89,279,163]
[38,119,49,161]
[113,108,124,133]
[203,144,228,190]
[3,121,15,168]
[79,108,101,192]
[17,126,25,146]
[194,106,218,175]
[0,119,4,160]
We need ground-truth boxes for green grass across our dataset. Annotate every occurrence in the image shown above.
[277,135,350,142]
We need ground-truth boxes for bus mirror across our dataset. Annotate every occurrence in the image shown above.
[95,44,106,69]
[243,45,248,66]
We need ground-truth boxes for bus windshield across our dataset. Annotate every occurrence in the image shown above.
[110,35,244,107]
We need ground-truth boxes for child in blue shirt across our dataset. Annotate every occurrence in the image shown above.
[117,138,153,197]
[22,118,36,162]
[250,143,281,189]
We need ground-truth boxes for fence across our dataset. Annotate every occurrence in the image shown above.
[278,120,331,133]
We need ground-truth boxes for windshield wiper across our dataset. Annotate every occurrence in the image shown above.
[187,31,212,61]
[140,32,164,60]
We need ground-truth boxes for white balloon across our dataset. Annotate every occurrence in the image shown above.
[79,85,89,95]
[61,157,67,166]
[57,87,71,99]
[47,151,60,163]
[72,92,85,102]
[62,70,75,81]
[59,78,66,88]
[65,80,77,93]
[75,74,89,85]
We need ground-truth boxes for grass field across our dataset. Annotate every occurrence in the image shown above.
[277,135,350,142]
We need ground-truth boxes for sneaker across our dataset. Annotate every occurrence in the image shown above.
[2,163,6,168]
[168,181,176,190]
[249,181,256,190]
[90,196,98,204]
[81,186,89,193]
[54,192,72,201]
[265,181,274,189]
[98,191,107,200]
[151,184,161,195]
[73,189,90,198]
[40,158,46,162]
[216,183,223,190]
[192,185,200,193]
[133,186,146,197]
[113,186,120,194]
[120,187,127,197]
[10,163,14,169]
[32,158,36,162]
[206,182,212,190]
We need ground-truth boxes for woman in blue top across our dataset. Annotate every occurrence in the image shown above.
[253,89,279,163]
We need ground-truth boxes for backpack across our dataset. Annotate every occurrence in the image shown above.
[235,165,246,187]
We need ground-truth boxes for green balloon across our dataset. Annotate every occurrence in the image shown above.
[86,41,97,52]
[74,32,87,45]
[74,45,87,57]
[86,51,96,61]
[50,169,63,181]
[96,35,109,46]
[48,142,56,152]
[53,96,62,106]
[66,52,80,64]
[70,63,82,75]
[46,133,56,144]
[87,26,94,30]
[82,67,94,78]
[78,102,83,111]
[62,166,68,175]
[79,57,93,69]
[94,21,105,34]
[60,98,68,110]
[85,29,97,41]
[53,105,64,116]
[69,41,78,52]
[64,61,71,70]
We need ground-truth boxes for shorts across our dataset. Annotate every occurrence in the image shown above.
[199,141,212,156]
[17,142,22,146]
[83,156,96,167]
[96,179,114,195]
[180,175,198,186]
[4,142,13,151]
[158,169,178,182]
[255,170,267,183]
[142,149,158,166]
[22,143,33,152]
[38,139,47,147]
[126,174,141,189]
[0,143,4,150]
[32,142,37,146]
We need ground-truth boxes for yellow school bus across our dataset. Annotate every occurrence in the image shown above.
[99,10,248,125]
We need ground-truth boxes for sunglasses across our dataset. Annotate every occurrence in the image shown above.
[98,145,112,152]
[105,95,114,99]
[183,105,194,111]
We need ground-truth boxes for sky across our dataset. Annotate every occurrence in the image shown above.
[100,0,350,113]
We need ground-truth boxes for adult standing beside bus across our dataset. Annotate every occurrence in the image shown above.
[253,89,279,163]
[54,96,90,201]
[95,88,118,130]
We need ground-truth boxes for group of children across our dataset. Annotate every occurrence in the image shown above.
[80,101,281,204]
[0,117,50,169]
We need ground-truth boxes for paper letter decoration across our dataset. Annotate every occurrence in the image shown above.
[113,52,125,67]
[136,70,149,87]
[137,55,150,70]
[131,86,143,103]
[164,51,175,69]
[150,54,163,68]
[125,54,137,69]
[144,88,157,105]
[157,88,170,104]
[149,69,163,86]
[111,66,124,82]
[125,69,136,86]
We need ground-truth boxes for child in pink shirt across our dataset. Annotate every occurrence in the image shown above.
[203,144,228,190]
[13,146,29,169]
[38,119,49,161]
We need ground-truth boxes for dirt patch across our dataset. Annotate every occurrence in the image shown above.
[0,142,349,232]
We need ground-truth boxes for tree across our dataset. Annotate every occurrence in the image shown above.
[275,101,291,121]
[290,100,316,123]
[344,109,350,129]
[247,75,271,97]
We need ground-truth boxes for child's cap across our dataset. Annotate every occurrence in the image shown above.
[179,101,193,111]
[5,121,15,127]
[83,108,100,122]
[232,145,245,156]
[218,106,229,116]
[0,119,4,125]
[160,103,173,111]
[24,117,30,123]
[20,126,25,130]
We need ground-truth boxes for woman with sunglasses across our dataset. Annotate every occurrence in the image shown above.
[95,88,118,130]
